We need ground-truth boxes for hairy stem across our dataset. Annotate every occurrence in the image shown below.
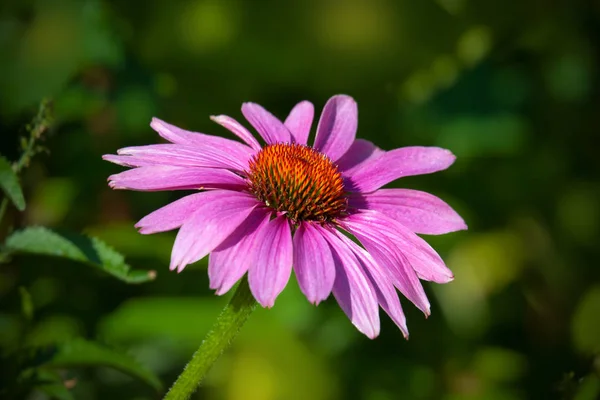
[164,277,257,400]
[0,99,52,225]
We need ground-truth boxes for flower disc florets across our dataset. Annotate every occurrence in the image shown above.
[247,143,347,223]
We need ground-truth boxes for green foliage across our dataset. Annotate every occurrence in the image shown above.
[572,286,600,354]
[0,99,161,399]
[0,156,26,211]
[4,227,156,284]
[27,370,75,400]
[100,297,220,345]
[3,339,162,398]
[573,375,600,400]
[41,338,162,392]
[36,384,75,400]
[19,286,34,322]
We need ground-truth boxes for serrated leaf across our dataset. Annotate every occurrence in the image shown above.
[0,156,26,211]
[39,339,162,392]
[4,227,86,260]
[4,227,155,284]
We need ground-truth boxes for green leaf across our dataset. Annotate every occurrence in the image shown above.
[36,339,162,392]
[4,227,86,260]
[0,156,25,211]
[19,286,34,321]
[36,384,75,400]
[574,375,600,400]
[32,370,74,400]
[4,227,156,284]
[572,285,600,354]
[100,297,221,347]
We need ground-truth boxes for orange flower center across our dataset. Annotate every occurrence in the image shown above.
[247,143,347,222]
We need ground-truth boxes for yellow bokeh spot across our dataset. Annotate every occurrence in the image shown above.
[227,351,278,400]
[402,70,436,104]
[572,286,600,354]
[435,0,467,15]
[179,0,237,53]
[314,0,394,53]
[431,55,460,88]
[457,26,492,66]
[435,231,525,337]
[21,8,81,65]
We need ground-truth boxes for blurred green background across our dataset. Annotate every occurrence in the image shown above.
[1,0,599,399]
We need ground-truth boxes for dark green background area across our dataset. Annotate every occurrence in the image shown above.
[1,0,599,399]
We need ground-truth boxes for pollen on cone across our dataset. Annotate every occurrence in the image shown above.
[247,143,347,223]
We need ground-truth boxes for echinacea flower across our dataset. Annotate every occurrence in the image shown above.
[103,95,466,338]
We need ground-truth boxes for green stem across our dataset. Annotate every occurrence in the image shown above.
[164,277,257,400]
[14,99,52,175]
[0,99,52,227]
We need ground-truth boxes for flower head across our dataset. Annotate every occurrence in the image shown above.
[104,95,467,338]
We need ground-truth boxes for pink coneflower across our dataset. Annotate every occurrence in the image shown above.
[103,95,466,338]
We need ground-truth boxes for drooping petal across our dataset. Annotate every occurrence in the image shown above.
[108,143,251,172]
[314,95,357,161]
[335,139,384,173]
[108,165,247,191]
[102,154,156,168]
[349,189,467,235]
[344,209,454,284]
[135,192,206,234]
[170,191,259,272]
[345,147,456,193]
[151,117,210,145]
[209,209,271,295]
[318,226,380,339]
[284,101,314,145]
[210,115,262,151]
[241,103,292,144]
[150,118,255,160]
[341,213,431,315]
[293,222,335,305]
[248,215,294,307]
[334,230,408,338]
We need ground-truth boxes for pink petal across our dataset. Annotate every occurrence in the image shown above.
[318,226,380,339]
[248,215,294,307]
[345,209,453,284]
[102,154,156,168]
[150,118,255,160]
[107,143,250,172]
[284,101,314,145]
[292,222,335,305]
[314,95,358,161]
[346,147,456,193]
[108,165,247,191]
[241,103,292,144]
[170,191,259,272]
[349,189,467,235]
[334,230,408,338]
[210,115,262,151]
[335,139,384,174]
[341,213,431,315]
[209,209,271,295]
[135,192,206,234]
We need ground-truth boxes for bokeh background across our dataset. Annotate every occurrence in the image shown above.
[1,0,600,399]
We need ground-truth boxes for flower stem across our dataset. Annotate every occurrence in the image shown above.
[164,277,257,400]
